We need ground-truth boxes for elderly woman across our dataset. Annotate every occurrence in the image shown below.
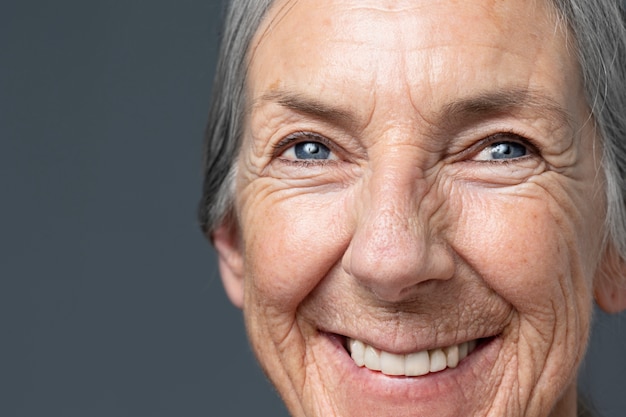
[199,0,626,416]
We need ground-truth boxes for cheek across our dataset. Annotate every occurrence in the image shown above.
[449,184,600,409]
[450,185,595,358]
[240,185,353,312]
[452,188,592,310]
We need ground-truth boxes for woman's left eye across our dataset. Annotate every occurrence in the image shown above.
[473,141,529,161]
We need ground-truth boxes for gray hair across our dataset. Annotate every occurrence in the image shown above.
[198,0,274,232]
[199,0,626,276]
[551,0,626,270]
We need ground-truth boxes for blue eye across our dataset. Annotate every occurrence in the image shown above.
[277,133,338,162]
[475,141,528,161]
[490,142,527,159]
[294,141,332,160]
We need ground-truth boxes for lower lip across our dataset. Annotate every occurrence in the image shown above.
[322,332,501,404]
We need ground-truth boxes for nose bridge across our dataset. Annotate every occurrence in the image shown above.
[344,153,453,301]
[367,165,425,260]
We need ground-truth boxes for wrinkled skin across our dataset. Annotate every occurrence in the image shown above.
[213,0,626,416]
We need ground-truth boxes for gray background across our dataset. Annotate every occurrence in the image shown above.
[1,1,625,416]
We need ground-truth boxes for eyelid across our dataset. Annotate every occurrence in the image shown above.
[271,131,335,158]
[271,130,540,163]
[462,131,541,161]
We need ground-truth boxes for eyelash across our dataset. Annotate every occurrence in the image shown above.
[272,131,337,163]
[463,131,541,163]
[271,130,540,165]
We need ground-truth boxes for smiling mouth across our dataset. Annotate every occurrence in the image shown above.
[345,337,487,377]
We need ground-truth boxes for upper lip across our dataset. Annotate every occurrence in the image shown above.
[324,327,505,355]
[309,303,513,355]
[346,336,485,354]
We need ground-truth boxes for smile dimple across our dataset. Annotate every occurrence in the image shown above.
[346,338,480,377]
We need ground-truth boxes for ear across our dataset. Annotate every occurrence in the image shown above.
[594,242,626,313]
[211,220,245,309]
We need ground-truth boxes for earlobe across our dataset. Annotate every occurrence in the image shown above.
[594,242,626,313]
[595,279,626,313]
[212,220,245,309]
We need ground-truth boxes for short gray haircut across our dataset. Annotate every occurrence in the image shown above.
[199,0,626,276]
[198,0,274,232]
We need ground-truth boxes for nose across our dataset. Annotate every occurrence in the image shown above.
[342,159,455,302]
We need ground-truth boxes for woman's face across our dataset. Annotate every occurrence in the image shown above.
[215,0,613,416]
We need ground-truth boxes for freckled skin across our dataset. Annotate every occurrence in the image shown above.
[213,0,618,416]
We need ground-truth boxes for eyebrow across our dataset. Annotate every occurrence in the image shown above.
[255,90,358,129]
[438,88,574,131]
[255,87,574,132]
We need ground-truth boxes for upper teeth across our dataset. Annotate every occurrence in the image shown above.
[348,338,477,377]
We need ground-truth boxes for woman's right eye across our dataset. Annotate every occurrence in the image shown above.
[293,142,332,160]
[277,133,338,162]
